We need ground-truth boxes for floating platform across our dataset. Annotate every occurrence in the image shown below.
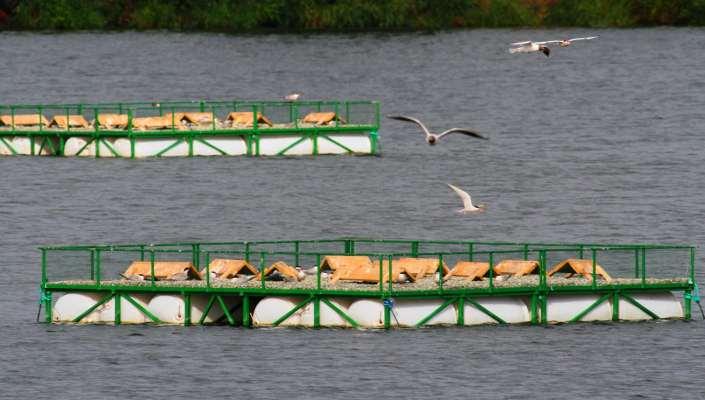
[39,239,697,328]
[0,100,380,157]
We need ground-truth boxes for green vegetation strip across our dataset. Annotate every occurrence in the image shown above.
[9,1,705,31]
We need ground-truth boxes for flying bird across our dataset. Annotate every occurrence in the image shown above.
[557,36,599,47]
[284,93,302,101]
[509,36,598,57]
[447,183,485,213]
[386,115,487,145]
[509,41,552,57]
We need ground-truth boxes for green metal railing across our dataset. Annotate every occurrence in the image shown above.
[0,100,381,157]
[39,238,697,327]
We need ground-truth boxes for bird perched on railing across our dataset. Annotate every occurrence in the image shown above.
[509,36,598,57]
[386,114,487,145]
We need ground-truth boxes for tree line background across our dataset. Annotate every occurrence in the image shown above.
[6,0,705,31]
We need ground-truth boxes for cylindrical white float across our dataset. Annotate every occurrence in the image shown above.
[316,134,371,154]
[53,293,104,323]
[98,294,153,324]
[252,297,353,327]
[258,136,313,156]
[12,136,57,155]
[347,299,457,328]
[147,295,239,324]
[114,138,189,158]
[252,297,305,327]
[63,137,119,157]
[300,298,353,327]
[618,292,683,320]
[0,137,15,155]
[546,295,612,323]
[192,137,247,156]
[461,297,531,325]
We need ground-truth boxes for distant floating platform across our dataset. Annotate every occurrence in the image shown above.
[0,100,380,157]
[39,239,698,328]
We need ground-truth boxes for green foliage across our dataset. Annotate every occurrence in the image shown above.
[13,0,105,30]
[544,0,635,27]
[7,0,705,31]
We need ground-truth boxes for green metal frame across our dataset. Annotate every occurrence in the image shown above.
[0,100,381,157]
[39,238,697,328]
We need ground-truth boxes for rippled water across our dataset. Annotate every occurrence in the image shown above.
[1,29,705,399]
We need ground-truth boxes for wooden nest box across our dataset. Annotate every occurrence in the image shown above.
[548,259,612,281]
[123,261,201,281]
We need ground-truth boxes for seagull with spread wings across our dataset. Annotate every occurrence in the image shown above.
[447,184,485,213]
[386,115,488,145]
[509,36,598,57]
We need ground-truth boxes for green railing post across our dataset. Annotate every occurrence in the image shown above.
[378,255,384,293]
[313,296,320,329]
[38,106,43,138]
[388,254,393,293]
[127,109,133,147]
[95,249,102,286]
[90,249,95,280]
[641,248,647,286]
[171,106,176,133]
[150,249,156,288]
[205,252,211,289]
[578,244,584,259]
[591,249,597,290]
[540,293,548,325]
[612,291,620,321]
[411,241,419,258]
[334,103,339,128]
[192,244,200,268]
[437,253,443,291]
[539,250,547,289]
[242,295,251,328]
[312,129,318,155]
[689,247,696,284]
[260,252,266,289]
[488,252,494,290]
[41,248,48,285]
[316,253,322,290]
[294,241,300,267]
[244,242,251,263]
[384,299,391,330]
[293,103,299,128]
[184,293,191,326]
[252,104,258,132]
[634,248,640,278]
[44,290,52,323]
[114,292,122,325]
[140,245,145,261]
[468,243,474,261]
[457,297,465,326]
[374,101,381,129]
[93,108,100,136]
[523,244,529,260]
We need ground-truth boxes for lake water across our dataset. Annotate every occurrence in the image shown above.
[1,29,704,399]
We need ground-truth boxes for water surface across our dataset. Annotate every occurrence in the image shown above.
[1,29,704,399]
